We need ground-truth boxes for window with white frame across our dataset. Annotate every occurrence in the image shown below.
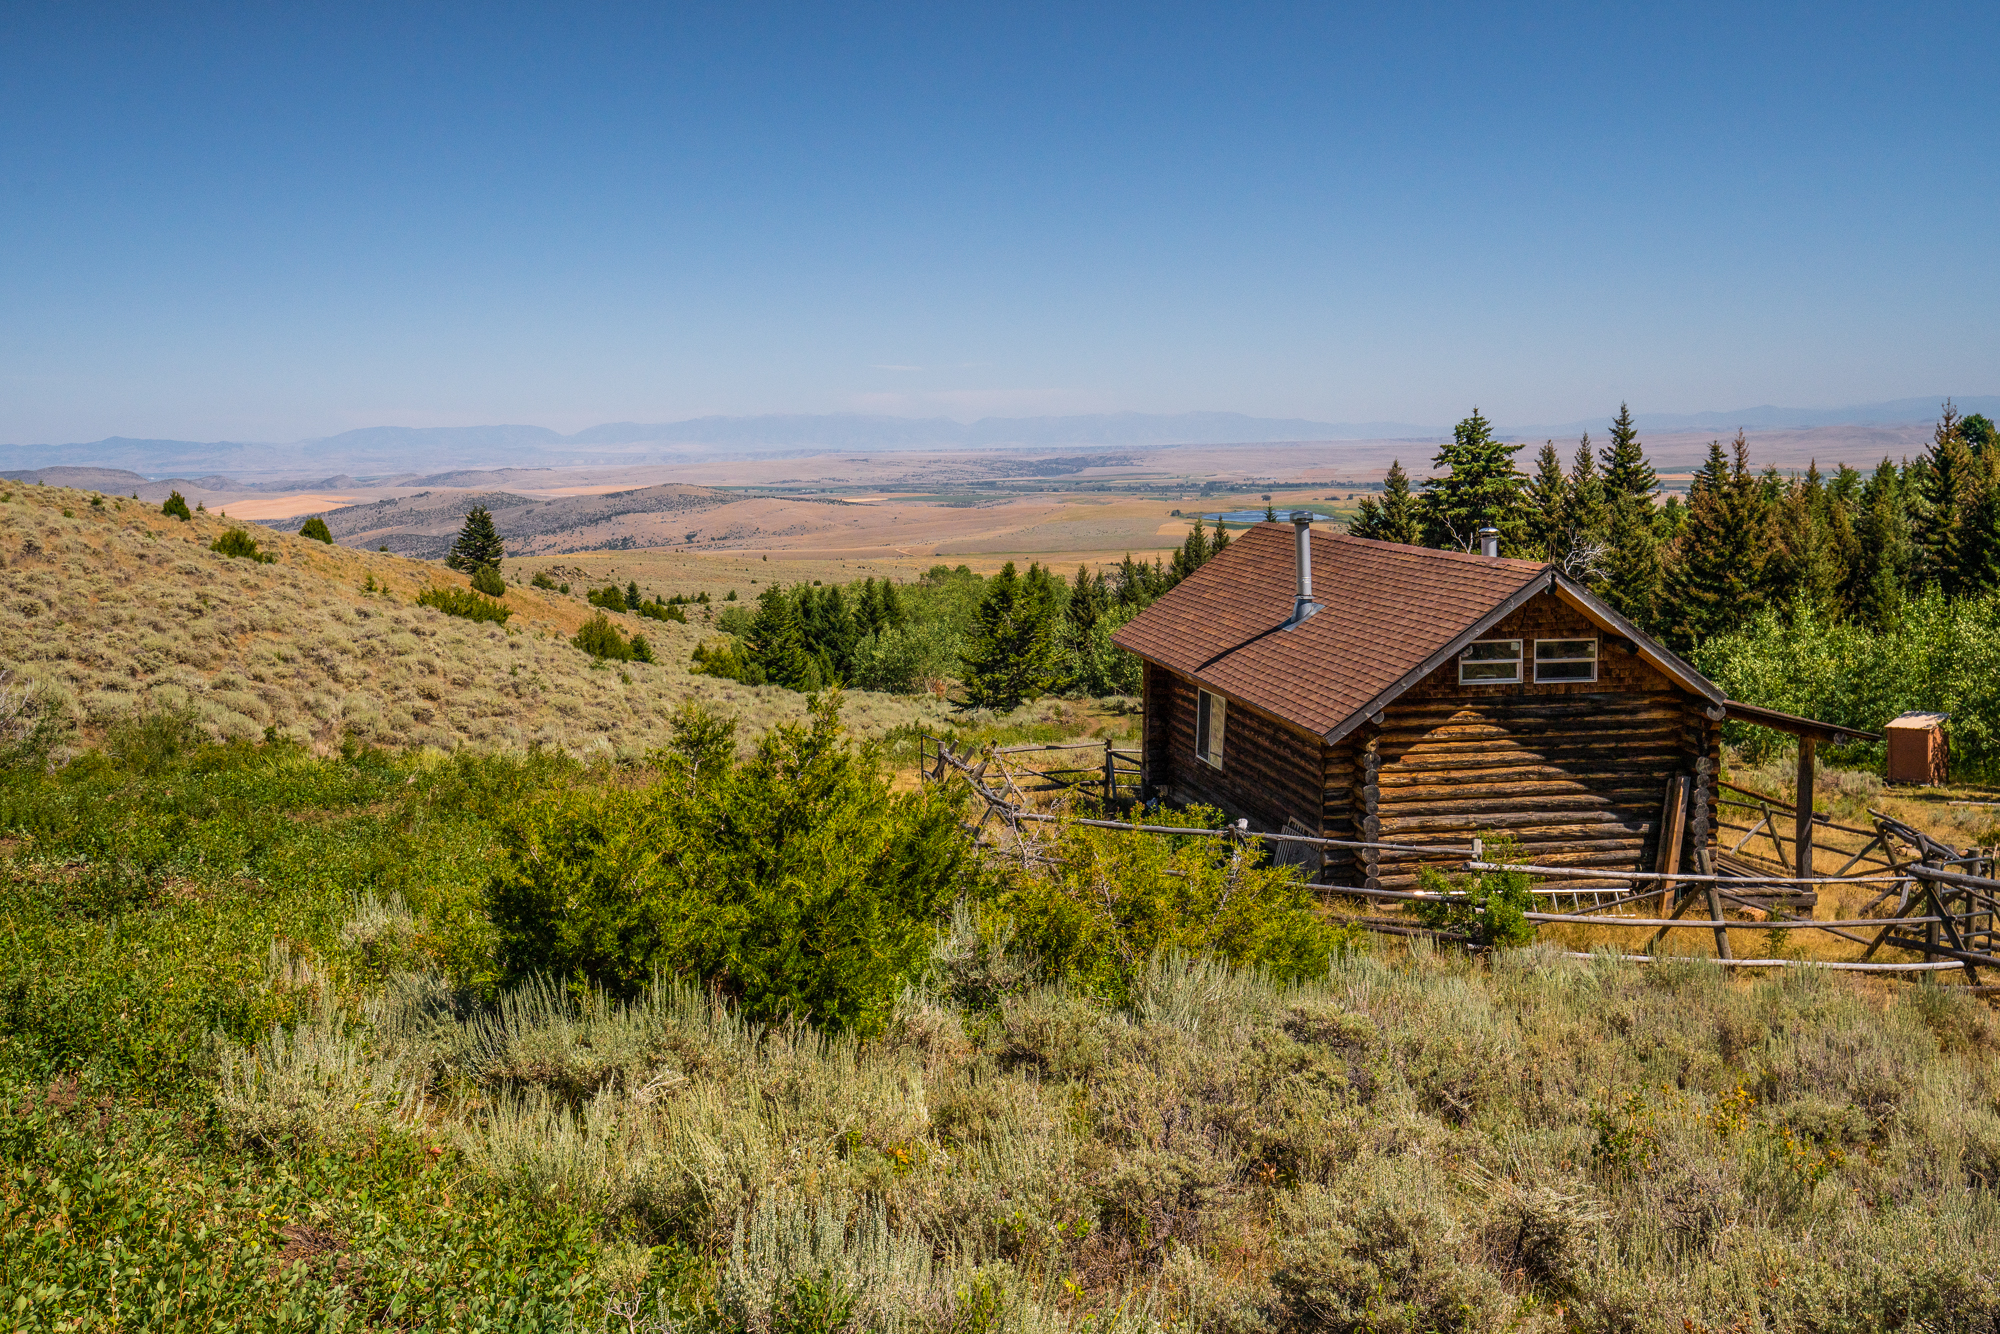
[1458,639,1522,684]
[1196,689,1226,767]
[1534,638,1598,683]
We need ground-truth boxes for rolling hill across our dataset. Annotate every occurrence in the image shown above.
[0,478,952,757]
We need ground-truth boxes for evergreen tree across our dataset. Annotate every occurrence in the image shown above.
[472,564,507,597]
[627,580,642,609]
[1596,405,1663,626]
[1416,409,1526,551]
[1659,435,1768,650]
[745,587,819,691]
[1851,458,1913,629]
[879,578,906,627]
[958,562,1058,711]
[446,506,505,572]
[298,515,333,543]
[161,490,192,522]
[1264,503,1277,522]
[1348,460,1421,544]
[1566,435,1607,544]
[1767,464,1843,613]
[1524,441,1568,561]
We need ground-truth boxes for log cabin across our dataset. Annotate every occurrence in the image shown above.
[1110,515,1868,891]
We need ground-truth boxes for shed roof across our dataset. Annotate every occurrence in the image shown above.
[1112,523,1723,742]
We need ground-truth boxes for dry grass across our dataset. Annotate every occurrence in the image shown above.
[212,904,2000,1332]
[0,482,982,756]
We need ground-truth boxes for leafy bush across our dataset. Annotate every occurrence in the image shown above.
[1000,806,1364,1004]
[691,636,762,683]
[298,515,334,543]
[161,490,191,521]
[1698,590,2000,774]
[531,569,558,590]
[487,696,979,1032]
[471,564,506,596]
[586,584,627,612]
[1411,836,1535,946]
[209,528,277,564]
[416,585,512,624]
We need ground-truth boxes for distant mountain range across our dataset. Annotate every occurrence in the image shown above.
[5,399,1995,478]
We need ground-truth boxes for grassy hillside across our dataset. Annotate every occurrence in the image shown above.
[0,481,956,755]
[4,720,1999,1331]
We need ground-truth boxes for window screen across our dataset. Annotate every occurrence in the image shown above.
[1534,638,1598,682]
[1458,639,1522,684]
[1196,689,1226,766]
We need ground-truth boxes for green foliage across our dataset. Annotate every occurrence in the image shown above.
[445,505,506,573]
[1000,807,1365,1005]
[161,490,192,521]
[1411,837,1536,946]
[297,514,333,543]
[531,569,559,590]
[1697,590,2000,774]
[1347,458,1421,544]
[209,527,277,564]
[1416,408,1527,552]
[471,563,507,596]
[416,584,512,624]
[587,583,628,612]
[572,612,646,661]
[486,695,978,1033]
[957,562,1058,711]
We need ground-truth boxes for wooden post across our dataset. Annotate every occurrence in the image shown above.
[1653,774,1690,911]
[1103,738,1115,806]
[1705,879,1734,961]
[1795,737,1816,882]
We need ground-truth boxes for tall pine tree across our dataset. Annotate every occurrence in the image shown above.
[1851,458,1913,629]
[1658,434,1768,650]
[1596,404,1663,627]
[958,562,1058,711]
[446,506,505,572]
[1417,409,1527,551]
[1348,461,1421,544]
[1525,441,1568,562]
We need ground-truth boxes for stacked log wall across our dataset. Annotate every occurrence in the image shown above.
[1362,591,1706,890]
[1152,665,1326,840]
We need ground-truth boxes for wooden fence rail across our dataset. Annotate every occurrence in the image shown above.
[917,733,2000,984]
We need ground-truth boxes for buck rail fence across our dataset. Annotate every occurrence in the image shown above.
[917,734,2000,986]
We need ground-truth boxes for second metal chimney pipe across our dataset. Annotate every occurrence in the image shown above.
[1477,526,1499,559]
[1286,511,1318,627]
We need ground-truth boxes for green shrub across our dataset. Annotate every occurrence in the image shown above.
[416,585,512,624]
[486,695,979,1032]
[572,612,646,661]
[692,636,761,683]
[471,564,506,597]
[531,569,559,590]
[298,515,334,543]
[586,584,627,612]
[1000,807,1365,1004]
[1410,836,1535,946]
[209,528,277,564]
[161,490,192,521]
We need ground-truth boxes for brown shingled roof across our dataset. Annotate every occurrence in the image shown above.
[1112,524,1555,740]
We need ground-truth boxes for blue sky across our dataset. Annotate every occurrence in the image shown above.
[4,1,1996,443]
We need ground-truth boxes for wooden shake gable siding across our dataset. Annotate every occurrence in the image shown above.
[1114,523,1732,891]
[1354,590,1719,890]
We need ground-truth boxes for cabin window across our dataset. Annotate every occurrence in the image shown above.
[1534,638,1598,683]
[1196,689,1226,767]
[1458,639,1522,684]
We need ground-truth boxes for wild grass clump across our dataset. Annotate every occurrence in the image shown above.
[415,583,512,623]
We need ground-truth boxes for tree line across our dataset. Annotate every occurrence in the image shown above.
[691,528,1242,710]
[1349,401,2000,654]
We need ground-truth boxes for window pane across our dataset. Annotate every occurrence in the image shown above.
[1535,639,1596,661]
[1461,662,1520,681]
[1536,660,1595,681]
[1464,640,1521,662]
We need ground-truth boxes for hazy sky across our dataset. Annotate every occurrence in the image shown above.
[5,2,1996,443]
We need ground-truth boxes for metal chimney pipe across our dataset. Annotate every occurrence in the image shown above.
[1477,526,1499,559]
[1286,511,1318,627]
